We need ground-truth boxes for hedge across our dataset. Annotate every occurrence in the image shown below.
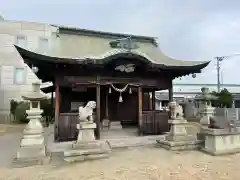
[10,99,54,124]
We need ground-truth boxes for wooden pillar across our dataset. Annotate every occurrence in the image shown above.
[152,90,155,110]
[51,89,54,121]
[138,86,143,135]
[96,80,101,140]
[149,92,152,110]
[168,80,173,102]
[105,90,109,119]
[54,84,60,141]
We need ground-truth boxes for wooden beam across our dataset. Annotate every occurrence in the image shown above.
[63,75,170,88]
[54,83,60,141]
[96,77,101,139]
[138,86,143,135]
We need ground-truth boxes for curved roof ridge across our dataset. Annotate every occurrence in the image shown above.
[53,25,158,46]
[14,45,210,68]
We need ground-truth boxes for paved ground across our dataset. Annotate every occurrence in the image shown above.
[0,124,25,136]
[0,124,24,168]
[0,147,239,180]
[0,123,239,179]
[0,133,21,168]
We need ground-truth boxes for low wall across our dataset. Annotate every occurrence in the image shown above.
[201,127,240,155]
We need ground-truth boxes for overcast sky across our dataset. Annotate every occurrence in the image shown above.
[1,0,240,84]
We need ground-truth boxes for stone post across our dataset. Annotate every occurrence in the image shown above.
[13,81,50,167]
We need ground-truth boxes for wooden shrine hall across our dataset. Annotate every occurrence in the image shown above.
[15,26,209,142]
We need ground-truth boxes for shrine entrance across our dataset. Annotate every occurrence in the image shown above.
[107,84,138,127]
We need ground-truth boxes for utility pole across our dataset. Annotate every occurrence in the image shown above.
[215,56,225,93]
[215,54,240,93]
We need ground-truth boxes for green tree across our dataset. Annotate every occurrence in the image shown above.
[211,88,233,108]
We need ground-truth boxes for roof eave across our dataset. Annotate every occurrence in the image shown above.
[14,45,209,75]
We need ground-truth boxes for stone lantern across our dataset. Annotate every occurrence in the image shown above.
[195,87,217,126]
[13,81,50,167]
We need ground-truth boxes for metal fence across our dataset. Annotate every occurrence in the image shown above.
[215,108,240,121]
[185,107,240,122]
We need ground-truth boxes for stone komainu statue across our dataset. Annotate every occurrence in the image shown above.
[78,101,96,122]
[168,101,183,119]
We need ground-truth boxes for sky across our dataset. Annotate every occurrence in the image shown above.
[1,0,240,84]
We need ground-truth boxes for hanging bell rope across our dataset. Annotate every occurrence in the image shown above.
[111,84,128,103]
[119,92,123,102]
[129,87,132,94]
[108,84,129,103]
[107,83,138,102]
[111,84,129,92]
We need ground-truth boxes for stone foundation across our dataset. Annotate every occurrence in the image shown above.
[200,127,240,156]
[156,139,201,151]
[109,121,122,130]
[63,122,111,162]
[156,118,201,151]
[12,152,50,168]
[13,111,50,167]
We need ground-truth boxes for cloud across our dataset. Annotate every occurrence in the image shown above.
[1,0,240,84]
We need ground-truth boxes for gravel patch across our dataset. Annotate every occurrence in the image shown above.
[0,147,239,180]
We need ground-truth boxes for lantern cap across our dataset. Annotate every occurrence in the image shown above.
[195,87,218,101]
[22,81,46,101]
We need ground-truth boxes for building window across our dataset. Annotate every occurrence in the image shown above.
[14,68,25,85]
[16,36,27,47]
[38,38,48,51]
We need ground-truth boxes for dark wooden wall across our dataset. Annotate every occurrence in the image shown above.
[59,86,97,113]
[59,85,139,125]
[108,87,138,126]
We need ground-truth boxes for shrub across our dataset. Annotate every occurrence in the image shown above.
[40,99,54,125]
[15,102,30,123]
[10,98,54,124]
[10,99,18,120]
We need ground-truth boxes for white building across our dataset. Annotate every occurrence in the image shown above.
[156,83,240,109]
[0,17,58,121]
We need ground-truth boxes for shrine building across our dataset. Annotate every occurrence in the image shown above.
[15,26,210,141]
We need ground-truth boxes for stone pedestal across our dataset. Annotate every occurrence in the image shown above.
[64,121,111,163]
[157,118,201,151]
[76,122,96,142]
[200,127,240,155]
[13,109,50,167]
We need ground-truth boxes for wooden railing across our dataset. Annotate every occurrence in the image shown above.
[56,111,170,142]
[57,113,78,142]
[141,110,170,135]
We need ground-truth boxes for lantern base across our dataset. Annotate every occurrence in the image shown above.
[13,106,50,167]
